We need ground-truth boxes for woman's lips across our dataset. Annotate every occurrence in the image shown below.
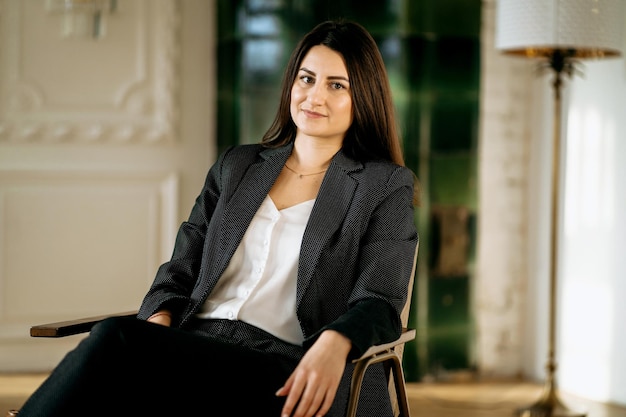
[303,109,325,118]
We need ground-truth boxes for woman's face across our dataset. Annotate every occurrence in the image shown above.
[290,45,353,145]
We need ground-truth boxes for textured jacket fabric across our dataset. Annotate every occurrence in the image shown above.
[137,142,418,415]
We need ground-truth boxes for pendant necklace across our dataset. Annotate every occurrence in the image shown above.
[284,163,327,179]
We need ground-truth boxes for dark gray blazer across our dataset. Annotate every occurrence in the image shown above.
[137,142,418,415]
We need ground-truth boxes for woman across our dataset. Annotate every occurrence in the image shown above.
[18,19,419,417]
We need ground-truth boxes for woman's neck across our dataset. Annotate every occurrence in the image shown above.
[290,137,341,171]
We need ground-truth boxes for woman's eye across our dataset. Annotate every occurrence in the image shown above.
[300,75,314,84]
[330,82,345,90]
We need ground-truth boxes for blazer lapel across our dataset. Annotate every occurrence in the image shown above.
[214,145,292,276]
[193,145,292,306]
[296,151,362,307]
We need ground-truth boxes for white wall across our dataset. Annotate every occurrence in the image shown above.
[476,0,536,377]
[558,58,626,406]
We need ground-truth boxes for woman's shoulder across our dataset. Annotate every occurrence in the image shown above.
[219,142,292,163]
[358,159,415,184]
[353,160,419,206]
[209,144,267,183]
[214,143,291,183]
[219,143,265,160]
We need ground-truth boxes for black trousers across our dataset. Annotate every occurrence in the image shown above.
[18,317,304,417]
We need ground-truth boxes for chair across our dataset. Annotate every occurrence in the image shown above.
[347,242,418,417]
[7,244,418,417]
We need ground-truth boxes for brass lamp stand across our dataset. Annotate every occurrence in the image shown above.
[514,48,582,417]
[494,1,624,416]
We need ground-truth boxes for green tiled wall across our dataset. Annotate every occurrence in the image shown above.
[216,0,481,381]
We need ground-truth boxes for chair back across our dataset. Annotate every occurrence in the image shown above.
[389,242,419,415]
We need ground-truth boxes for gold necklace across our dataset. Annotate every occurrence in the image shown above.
[284,163,327,179]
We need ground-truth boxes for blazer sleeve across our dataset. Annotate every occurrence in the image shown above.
[303,165,418,358]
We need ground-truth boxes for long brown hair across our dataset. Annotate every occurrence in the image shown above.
[261,19,405,167]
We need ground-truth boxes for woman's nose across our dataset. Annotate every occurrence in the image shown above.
[307,84,326,105]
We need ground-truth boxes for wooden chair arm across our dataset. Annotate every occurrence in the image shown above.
[347,327,415,417]
[352,327,416,363]
[31,314,416,354]
[30,311,138,338]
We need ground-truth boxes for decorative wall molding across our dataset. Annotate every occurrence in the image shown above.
[0,0,180,144]
[0,0,213,374]
[0,168,179,330]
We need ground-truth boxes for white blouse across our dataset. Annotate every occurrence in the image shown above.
[196,195,314,345]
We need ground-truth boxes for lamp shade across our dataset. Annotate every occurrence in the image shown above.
[495,0,624,58]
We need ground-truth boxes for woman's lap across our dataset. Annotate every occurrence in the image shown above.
[19,316,298,417]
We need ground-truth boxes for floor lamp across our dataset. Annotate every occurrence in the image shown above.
[494,1,623,416]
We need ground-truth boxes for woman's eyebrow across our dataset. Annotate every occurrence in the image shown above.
[299,67,349,82]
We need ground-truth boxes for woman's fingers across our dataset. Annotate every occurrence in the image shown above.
[279,371,306,416]
[280,330,350,416]
[280,369,339,417]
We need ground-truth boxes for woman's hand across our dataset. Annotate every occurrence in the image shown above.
[147,310,172,327]
[276,330,351,417]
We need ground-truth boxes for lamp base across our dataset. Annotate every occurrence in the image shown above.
[515,403,586,417]
[514,379,586,417]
